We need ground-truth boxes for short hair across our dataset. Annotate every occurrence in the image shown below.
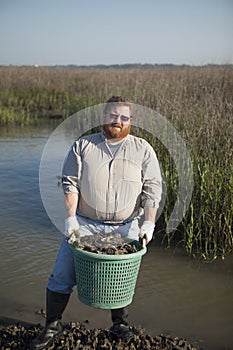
[104,96,133,115]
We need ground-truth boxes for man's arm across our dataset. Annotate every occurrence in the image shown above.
[64,192,79,218]
[62,142,81,243]
[139,206,158,245]
[144,205,157,223]
[63,192,80,243]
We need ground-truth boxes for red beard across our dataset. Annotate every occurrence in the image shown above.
[103,123,131,140]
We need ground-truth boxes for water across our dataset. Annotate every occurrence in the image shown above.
[0,124,232,350]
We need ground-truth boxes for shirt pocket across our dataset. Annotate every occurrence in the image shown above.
[121,158,142,183]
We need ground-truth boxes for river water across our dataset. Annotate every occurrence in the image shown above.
[0,124,232,350]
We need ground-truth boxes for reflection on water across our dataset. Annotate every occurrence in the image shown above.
[0,125,232,350]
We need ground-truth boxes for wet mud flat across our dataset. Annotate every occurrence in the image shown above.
[0,320,199,350]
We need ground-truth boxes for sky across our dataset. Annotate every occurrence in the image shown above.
[0,0,233,66]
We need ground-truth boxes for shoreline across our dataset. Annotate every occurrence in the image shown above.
[0,317,200,350]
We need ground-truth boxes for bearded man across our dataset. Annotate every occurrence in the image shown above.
[31,96,162,349]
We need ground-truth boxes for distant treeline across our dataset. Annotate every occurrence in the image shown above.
[2,63,233,70]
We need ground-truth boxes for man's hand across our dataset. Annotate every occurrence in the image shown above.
[139,220,155,245]
[65,215,80,244]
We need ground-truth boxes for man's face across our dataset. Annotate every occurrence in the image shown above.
[103,105,131,140]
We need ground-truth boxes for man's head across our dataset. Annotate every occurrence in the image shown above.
[103,96,132,141]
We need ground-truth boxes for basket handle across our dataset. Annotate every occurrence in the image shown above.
[139,235,147,248]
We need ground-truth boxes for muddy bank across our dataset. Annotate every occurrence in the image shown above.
[0,320,199,350]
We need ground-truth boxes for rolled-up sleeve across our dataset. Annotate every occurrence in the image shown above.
[62,141,82,194]
[141,145,162,208]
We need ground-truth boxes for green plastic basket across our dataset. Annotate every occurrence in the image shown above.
[71,241,146,309]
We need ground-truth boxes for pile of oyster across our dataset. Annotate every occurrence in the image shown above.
[73,233,138,255]
[0,321,199,350]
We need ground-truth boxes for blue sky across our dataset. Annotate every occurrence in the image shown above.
[0,0,232,66]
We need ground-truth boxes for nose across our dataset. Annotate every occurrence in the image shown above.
[113,115,122,123]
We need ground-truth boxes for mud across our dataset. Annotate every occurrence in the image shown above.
[73,233,138,255]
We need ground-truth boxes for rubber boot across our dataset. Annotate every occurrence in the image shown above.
[31,289,70,350]
[110,307,134,339]
[111,307,128,325]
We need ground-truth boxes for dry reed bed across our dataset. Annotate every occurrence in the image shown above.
[0,65,232,260]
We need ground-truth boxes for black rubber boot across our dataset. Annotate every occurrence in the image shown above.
[31,289,70,350]
[111,307,129,325]
[110,307,134,340]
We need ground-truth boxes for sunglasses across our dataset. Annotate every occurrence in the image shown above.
[105,113,131,124]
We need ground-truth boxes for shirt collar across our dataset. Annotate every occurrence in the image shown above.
[101,131,130,144]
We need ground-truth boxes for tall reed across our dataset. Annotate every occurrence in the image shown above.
[0,65,232,260]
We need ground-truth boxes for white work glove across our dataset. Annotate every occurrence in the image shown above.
[64,215,80,244]
[139,221,155,246]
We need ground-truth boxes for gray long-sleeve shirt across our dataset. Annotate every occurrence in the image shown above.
[62,132,162,222]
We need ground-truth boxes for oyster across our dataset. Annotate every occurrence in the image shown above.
[73,233,138,255]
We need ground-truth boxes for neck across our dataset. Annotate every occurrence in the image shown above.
[107,138,125,144]
[103,131,127,144]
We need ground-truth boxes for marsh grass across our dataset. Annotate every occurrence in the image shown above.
[0,65,232,260]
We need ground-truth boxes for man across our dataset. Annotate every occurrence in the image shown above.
[32,96,162,349]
